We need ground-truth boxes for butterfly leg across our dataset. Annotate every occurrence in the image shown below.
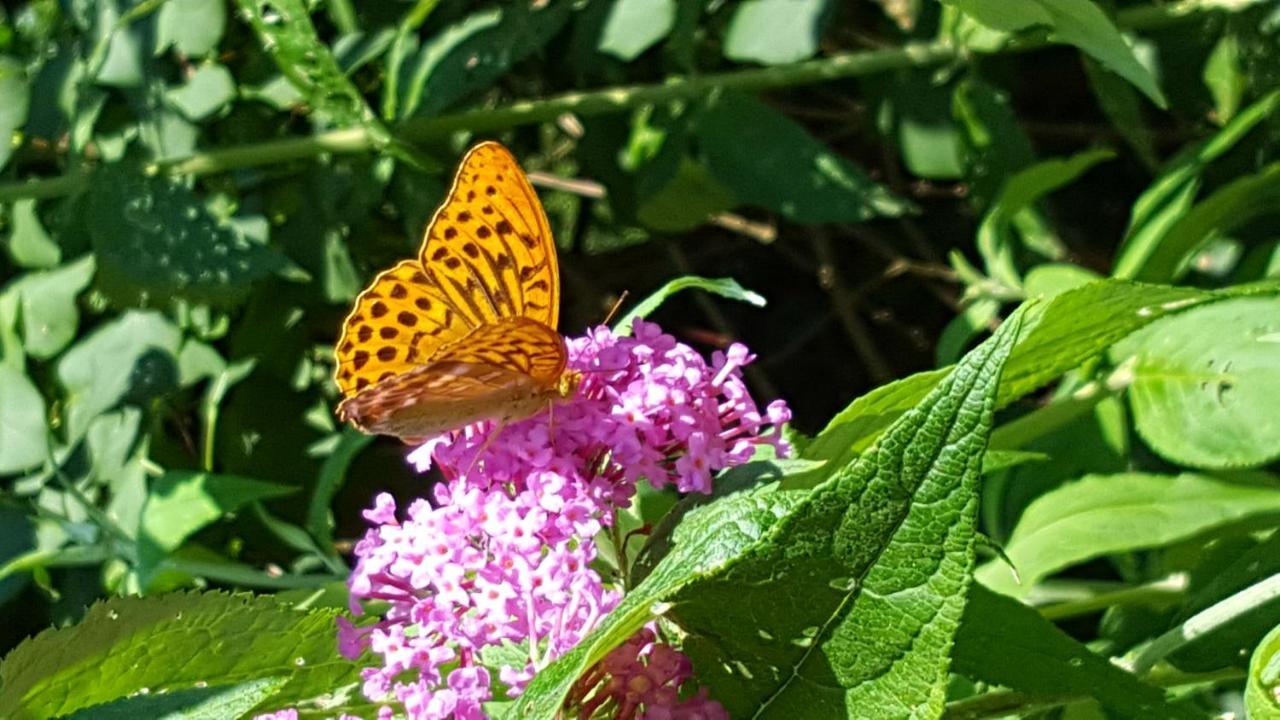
[464,421,507,476]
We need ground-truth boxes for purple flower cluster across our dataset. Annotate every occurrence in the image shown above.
[340,321,789,718]
[569,628,729,720]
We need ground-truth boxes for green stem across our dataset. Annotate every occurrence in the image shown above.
[0,0,1260,203]
[1037,574,1188,621]
[943,664,1246,719]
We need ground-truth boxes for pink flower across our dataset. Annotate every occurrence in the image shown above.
[341,322,787,718]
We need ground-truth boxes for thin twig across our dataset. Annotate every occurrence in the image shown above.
[809,230,893,383]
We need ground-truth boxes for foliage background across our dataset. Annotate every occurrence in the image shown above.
[2,0,1280,717]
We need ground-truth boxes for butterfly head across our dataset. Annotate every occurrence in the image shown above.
[557,370,582,399]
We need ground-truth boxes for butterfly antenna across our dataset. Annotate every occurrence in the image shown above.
[601,290,629,326]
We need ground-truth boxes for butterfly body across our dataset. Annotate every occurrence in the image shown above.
[334,142,575,440]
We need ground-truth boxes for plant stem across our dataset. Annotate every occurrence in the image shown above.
[1037,573,1188,621]
[0,0,1261,203]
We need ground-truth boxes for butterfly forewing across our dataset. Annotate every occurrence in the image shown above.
[334,260,477,397]
[417,142,559,331]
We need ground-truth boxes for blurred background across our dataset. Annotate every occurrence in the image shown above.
[1,0,1278,659]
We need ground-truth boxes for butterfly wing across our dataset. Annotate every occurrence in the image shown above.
[335,142,560,398]
[337,318,567,438]
[416,141,559,331]
[334,259,477,397]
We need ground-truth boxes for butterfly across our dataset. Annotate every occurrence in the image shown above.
[333,141,580,440]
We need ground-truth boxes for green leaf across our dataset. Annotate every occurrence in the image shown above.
[138,471,296,579]
[1115,297,1280,468]
[234,0,385,134]
[0,54,30,172]
[976,149,1114,287]
[5,199,61,269]
[1130,573,1280,677]
[1132,162,1280,283]
[1023,263,1101,299]
[87,165,287,307]
[598,0,675,61]
[1170,530,1280,672]
[517,306,1022,718]
[953,585,1199,719]
[936,298,999,366]
[515,487,805,717]
[166,63,236,121]
[946,0,1165,105]
[687,306,1024,716]
[803,280,1280,476]
[893,72,964,180]
[1083,56,1158,169]
[63,677,288,720]
[1114,90,1280,279]
[1247,622,1280,719]
[399,1,572,119]
[977,473,1280,597]
[697,92,911,223]
[952,76,1036,209]
[635,157,735,232]
[12,256,96,359]
[306,429,372,551]
[0,365,46,475]
[156,0,227,56]
[723,0,829,65]
[92,1,148,88]
[56,309,182,442]
[614,276,766,335]
[1204,32,1246,124]
[0,592,366,719]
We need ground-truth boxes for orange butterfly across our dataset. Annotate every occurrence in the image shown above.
[333,142,579,439]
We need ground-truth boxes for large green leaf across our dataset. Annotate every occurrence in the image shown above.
[0,365,46,475]
[1248,622,1280,719]
[680,307,1021,717]
[945,0,1165,105]
[953,585,1200,719]
[977,473,1280,597]
[696,92,911,223]
[1116,297,1280,468]
[0,592,367,719]
[56,310,182,441]
[723,0,829,65]
[137,472,297,582]
[514,304,1023,717]
[63,678,288,720]
[87,166,287,307]
[398,1,572,119]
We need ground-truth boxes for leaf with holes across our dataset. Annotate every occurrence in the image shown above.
[87,165,286,308]
[1115,297,1280,468]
